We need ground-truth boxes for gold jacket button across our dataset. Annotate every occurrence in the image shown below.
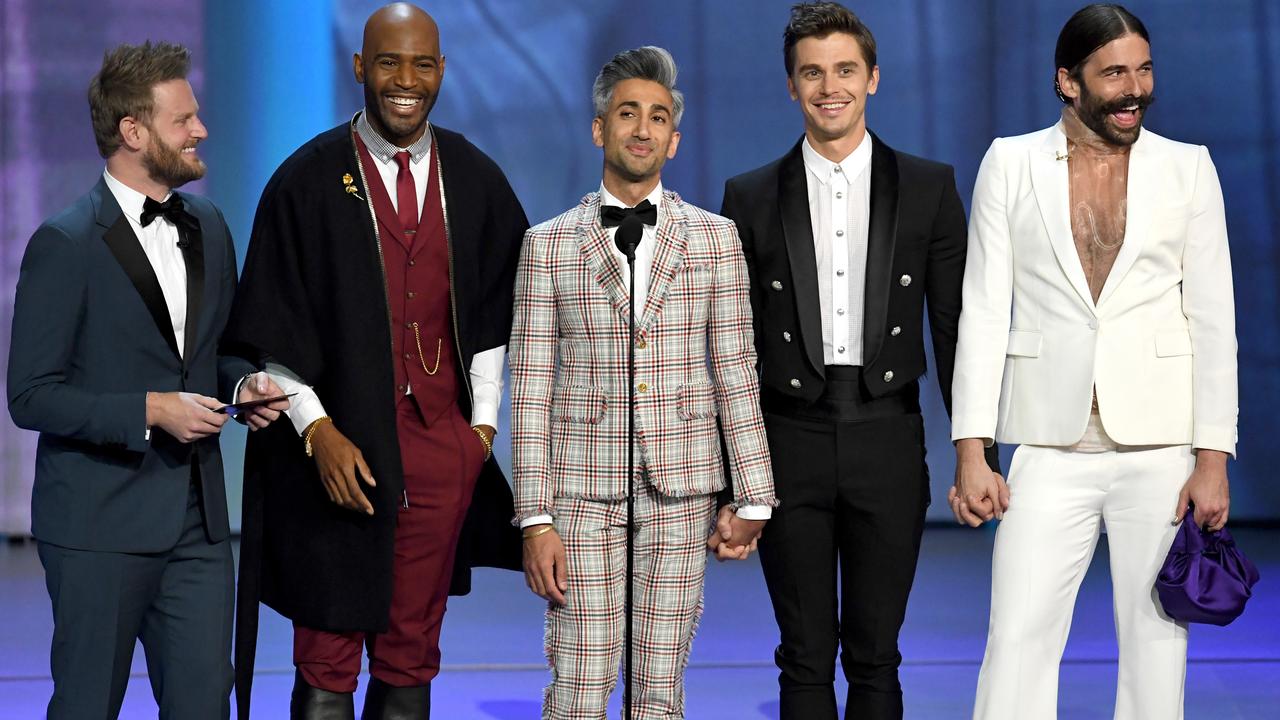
[883,371,895,382]
[790,378,802,389]
[782,331,792,342]
[890,326,901,336]
[899,274,912,287]
[771,280,784,291]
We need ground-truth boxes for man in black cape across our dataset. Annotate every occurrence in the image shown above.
[224,4,527,718]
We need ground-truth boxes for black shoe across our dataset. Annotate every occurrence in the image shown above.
[290,670,355,720]
[360,677,430,719]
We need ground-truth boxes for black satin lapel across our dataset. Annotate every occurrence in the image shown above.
[102,215,181,360]
[778,142,824,375]
[180,218,205,365]
[862,134,900,366]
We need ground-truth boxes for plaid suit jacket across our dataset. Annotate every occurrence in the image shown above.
[510,190,777,523]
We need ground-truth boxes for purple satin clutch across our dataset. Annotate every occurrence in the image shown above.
[1156,516,1260,626]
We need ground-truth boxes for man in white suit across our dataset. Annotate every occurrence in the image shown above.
[948,4,1237,719]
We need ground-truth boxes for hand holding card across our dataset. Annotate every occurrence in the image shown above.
[218,393,296,417]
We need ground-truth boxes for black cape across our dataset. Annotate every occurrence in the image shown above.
[224,120,527,713]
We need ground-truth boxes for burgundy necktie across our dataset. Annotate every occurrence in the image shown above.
[394,151,418,234]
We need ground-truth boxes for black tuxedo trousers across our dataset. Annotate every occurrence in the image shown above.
[759,367,929,720]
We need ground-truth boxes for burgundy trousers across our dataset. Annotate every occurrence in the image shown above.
[294,395,486,692]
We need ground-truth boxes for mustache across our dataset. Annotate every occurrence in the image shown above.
[1100,93,1156,114]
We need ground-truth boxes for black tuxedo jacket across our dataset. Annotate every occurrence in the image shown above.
[722,132,998,468]
[8,177,251,553]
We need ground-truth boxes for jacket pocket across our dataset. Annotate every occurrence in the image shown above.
[551,386,607,424]
[1005,329,1042,358]
[677,382,717,420]
[1154,330,1193,357]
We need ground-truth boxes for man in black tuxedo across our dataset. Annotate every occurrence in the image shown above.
[7,42,286,719]
[719,3,997,718]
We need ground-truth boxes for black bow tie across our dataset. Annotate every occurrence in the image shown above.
[601,199,657,228]
[140,195,199,234]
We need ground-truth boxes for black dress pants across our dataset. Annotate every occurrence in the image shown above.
[38,481,234,720]
[759,368,929,720]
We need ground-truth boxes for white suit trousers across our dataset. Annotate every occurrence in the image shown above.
[974,441,1193,720]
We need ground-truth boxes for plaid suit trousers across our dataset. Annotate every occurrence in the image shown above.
[542,479,716,720]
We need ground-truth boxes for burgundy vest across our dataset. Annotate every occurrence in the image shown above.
[355,133,459,422]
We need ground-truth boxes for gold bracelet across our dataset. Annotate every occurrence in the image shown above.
[472,425,493,460]
[522,524,554,540]
[303,416,333,457]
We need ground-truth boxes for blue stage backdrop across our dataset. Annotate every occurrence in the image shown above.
[2,1,1277,531]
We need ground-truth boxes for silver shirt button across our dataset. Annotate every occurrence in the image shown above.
[836,308,846,316]
[836,229,844,237]
[836,269,845,277]
[890,326,901,336]
[837,346,846,354]
[790,378,802,389]
[899,274,912,287]
[883,371,895,382]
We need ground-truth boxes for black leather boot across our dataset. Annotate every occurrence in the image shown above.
[290,669,356,720]
[360,677,430,719]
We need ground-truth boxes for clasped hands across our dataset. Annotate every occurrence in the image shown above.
[706,506,766,562]
[948,438,1009,527]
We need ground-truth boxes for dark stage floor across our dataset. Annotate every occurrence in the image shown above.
[2,527,1275,718]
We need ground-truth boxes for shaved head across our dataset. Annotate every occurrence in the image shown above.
[354,2,445,146]
[361,2,439,58]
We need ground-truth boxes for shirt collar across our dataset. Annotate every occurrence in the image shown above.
[802,131,873,186]
[599,181,664,218]
[102,169,171,225]
[355,111,433,163]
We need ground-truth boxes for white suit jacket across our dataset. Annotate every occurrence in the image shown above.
[951,122,1238,455]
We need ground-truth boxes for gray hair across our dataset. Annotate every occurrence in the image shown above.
[591,46,685,127]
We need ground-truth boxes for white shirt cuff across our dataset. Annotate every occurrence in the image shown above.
[520,514,554,529]
[735,504,772,520]
[470,345,506,428]
[265,362,329,436]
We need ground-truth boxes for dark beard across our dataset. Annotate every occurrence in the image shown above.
[142,133,205,188]
[1077,82,1156,146]
[363,83,434,146]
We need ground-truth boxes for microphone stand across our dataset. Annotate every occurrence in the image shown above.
[625,252,636,720]
[615,215,643,720]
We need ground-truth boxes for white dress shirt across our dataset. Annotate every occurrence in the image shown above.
[262,117,505,435]
[104,170,188,356]
[105,170,192,442]
[803,133,872,365]
[601,182,662,310]
[520,182,769,528]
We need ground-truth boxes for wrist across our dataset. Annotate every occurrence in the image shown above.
[304,416,333,457]
[522,524,554,540]
[234,372,256,401]
[145,391,160,427]
[1193,449,1229,468]
[955,438,988,462]
[472,425,494,459]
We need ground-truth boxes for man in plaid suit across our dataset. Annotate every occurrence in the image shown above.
[510,46,777,719]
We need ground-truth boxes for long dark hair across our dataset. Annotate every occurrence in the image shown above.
[1053,4,1149,102]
